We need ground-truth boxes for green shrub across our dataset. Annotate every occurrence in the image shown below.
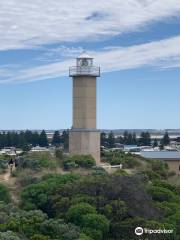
[79,233,93,240]
[0,231,21,240]
[17,174,38,187]
[150,160,169,179]
[92,166,107,176]
[0,184,11,203]
[55,149,63,160]
[21,174,79,214]
[148,186,178,202]
[63,155,95,170]
[102,151,140,168]
[66,203,97,226]
[142,170,161,181]
[18,153,56,171]
[30,234,50,240]
[0,159,8,173]
[82,213,109,235]
[63,160,78,170]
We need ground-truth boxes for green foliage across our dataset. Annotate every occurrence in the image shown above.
[55,149,63,160]
[148,185,179,202]
[17,171,39,187]
[78,233,93,240]
[150,159,169,179]
[82,213,109,239]
[52,131,61,146]
[0,130,44,148]
[0,157,8,173]
[153,138,158,148]
[18,152,57,171]
[103,150,140,168]
[123,130,136,145]
[91,166,107,176]
[107,131,115,148]
[21,173,79,215]
[161,131,170,146]
[138,131,151,146]
[0,183,11,203]
[0,149,179,240]
[38,219,80,239]
[0,231,21,240]
[66,203,97,225]
[142,170,161,181]
[61,130,69,150]
[0,204,81,240]
[63,155,95,170]
[39,130,48,147]
[66,203,109,240]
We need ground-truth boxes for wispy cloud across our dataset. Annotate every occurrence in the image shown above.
[0,0,180,51]
[1,35,180,84]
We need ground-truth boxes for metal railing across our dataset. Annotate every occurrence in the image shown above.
[69,66,100,77]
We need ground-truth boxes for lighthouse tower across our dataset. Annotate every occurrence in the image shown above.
[69,53,100,164]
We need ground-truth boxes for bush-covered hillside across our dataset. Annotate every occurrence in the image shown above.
[0,151,179,239]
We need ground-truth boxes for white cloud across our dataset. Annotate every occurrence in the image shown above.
[1,35,180,84]
[0,0,180,51]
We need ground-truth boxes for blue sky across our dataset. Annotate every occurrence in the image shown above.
[0,0,180,130]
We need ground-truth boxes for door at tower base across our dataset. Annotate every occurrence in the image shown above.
[69,130,100,165]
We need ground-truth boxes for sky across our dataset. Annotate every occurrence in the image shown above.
[0,0,180,130]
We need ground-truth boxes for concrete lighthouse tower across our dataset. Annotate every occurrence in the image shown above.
[69,53,100,164]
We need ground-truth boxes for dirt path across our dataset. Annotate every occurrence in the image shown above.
[2,171,11,181]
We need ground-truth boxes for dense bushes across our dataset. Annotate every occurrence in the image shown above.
[150,159,169,179]
[21,173,79,214]
[0,150,179,240]
[0,205,82,240]
[0,155,9,173]
[63,155,96,170]
[148,185,178,202]
[66,203,109,240]
[21,172,170,239]
[66,203,97,225]
[17,152,57,171]
[0,231,21,240]
[0,184,11,203]
[103,150,140,168]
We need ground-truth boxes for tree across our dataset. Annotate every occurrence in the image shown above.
[82,213,109,240]
[39,130,48,147]
[24,130,33,144]
[107,131,115,148]
[6,132,12,147]
[61,130,69,150]
[18,131,27,148]
[100,132,107,147]
[153,138,158,148]
[127,133,133,145]
[161,131,170,146]
[132,132,137,145]
[52,131,61,146]
[32,131,40,147]
[138,131,151,146]
[123,131,128,144]
[66,203,96,226]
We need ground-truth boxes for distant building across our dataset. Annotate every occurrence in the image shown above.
[140,151,180,174]
[30,146,50,152]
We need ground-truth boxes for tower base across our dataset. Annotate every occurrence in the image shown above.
[69,129,100,165]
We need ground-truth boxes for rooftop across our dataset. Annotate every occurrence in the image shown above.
[140,151,180,159]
